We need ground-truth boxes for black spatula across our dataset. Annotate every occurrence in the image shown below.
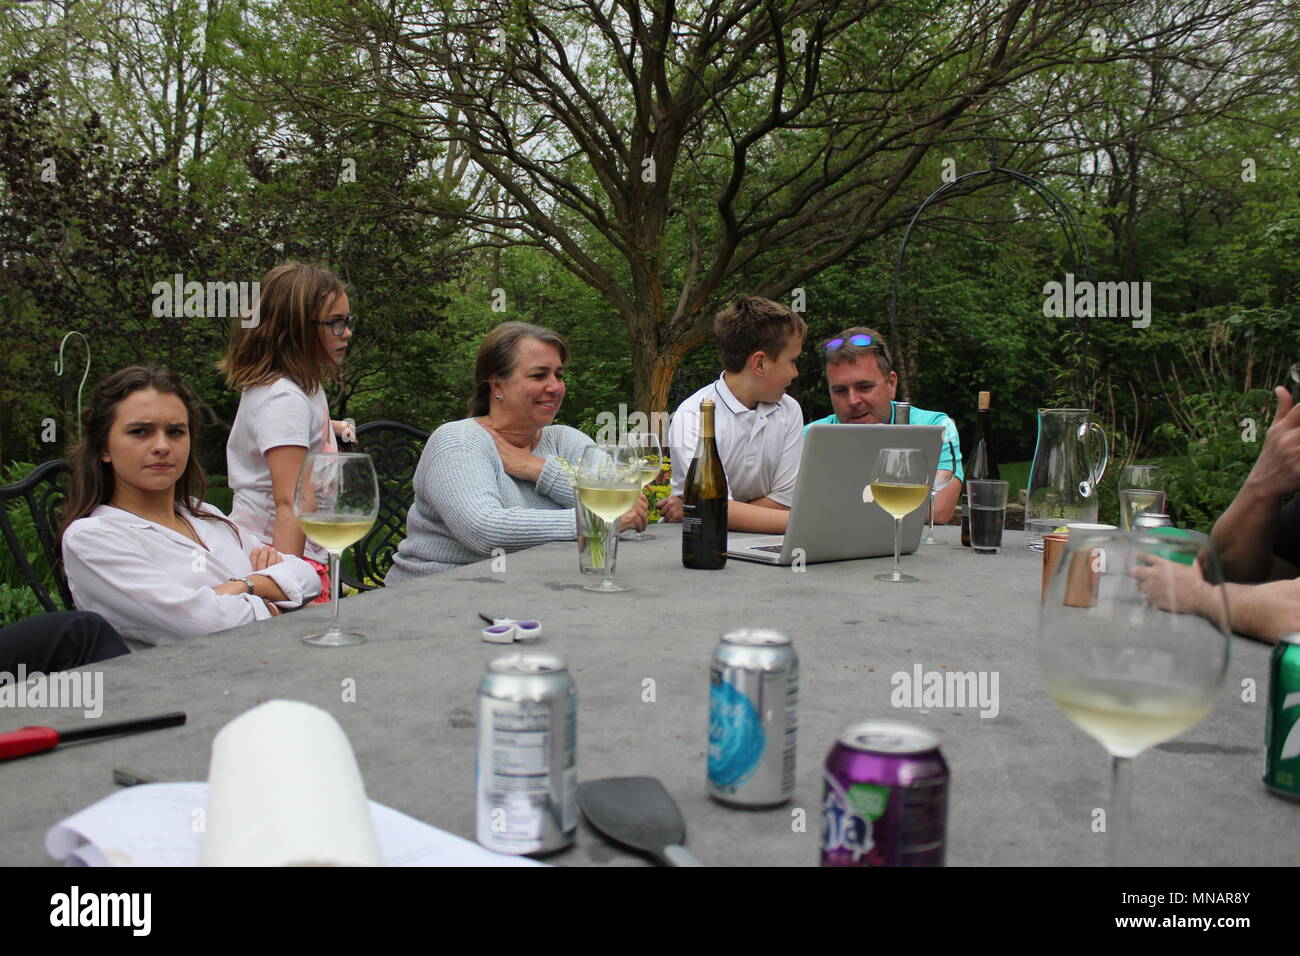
[578,776,703,866]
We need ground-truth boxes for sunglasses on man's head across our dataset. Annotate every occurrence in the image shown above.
[312,314,357,337]
[823,334,879,353]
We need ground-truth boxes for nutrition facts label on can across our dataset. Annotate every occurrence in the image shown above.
[781,665,799,794]
[483,703,556,847]
[489,704,552,782]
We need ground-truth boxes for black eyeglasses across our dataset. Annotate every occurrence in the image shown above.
[823,333,880,353]
[313,314,357,337]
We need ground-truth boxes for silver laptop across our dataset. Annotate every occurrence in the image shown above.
[727,423,945,565]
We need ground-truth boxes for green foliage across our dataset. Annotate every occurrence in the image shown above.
[1,461,49,585]
[0,583,44,629]
[1151,391,1269,533]
[0,460,61,626]
[1,0,1297,557]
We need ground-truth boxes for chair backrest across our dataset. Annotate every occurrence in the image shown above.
[343,421,431,587]
[0,459,75,612]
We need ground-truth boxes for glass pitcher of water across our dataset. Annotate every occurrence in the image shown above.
[1024,408,1109,550]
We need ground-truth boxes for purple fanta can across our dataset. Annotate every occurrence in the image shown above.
[821,720,949,867]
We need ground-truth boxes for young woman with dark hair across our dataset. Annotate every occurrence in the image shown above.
[58,366,320,650]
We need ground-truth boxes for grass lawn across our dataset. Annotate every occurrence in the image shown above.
[999,461,1031,503]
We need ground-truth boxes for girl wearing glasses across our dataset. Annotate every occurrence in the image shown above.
[219,262,357,602]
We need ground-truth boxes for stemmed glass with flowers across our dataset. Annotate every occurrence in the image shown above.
[575,444,642,592]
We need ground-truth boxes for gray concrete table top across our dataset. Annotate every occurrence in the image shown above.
[2,525,1294,866]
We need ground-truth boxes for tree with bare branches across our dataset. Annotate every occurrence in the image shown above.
[234,0,1290,414]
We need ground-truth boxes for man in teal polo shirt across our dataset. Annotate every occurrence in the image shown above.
[806,326,964,523]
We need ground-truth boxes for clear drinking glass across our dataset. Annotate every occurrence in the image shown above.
[968,478,1009,553]
[626,431,664,541]
[1118,463,1166,530]
[576,444,642,593]
[869,447,930,583]
[1038,531,1229,865]
[921,439,959,545]
[294,452,379,646]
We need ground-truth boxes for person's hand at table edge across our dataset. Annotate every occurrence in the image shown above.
[658,494,683,523]
[618,494,650,533]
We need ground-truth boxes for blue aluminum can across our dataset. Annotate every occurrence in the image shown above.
[708,629,798,807]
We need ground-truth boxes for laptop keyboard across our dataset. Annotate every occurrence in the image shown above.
[753,545,785,553]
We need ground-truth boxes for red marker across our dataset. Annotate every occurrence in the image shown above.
[0,712,186,761]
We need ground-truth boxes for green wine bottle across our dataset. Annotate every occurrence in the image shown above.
[682,399,728,569]
[960,390,1000,547]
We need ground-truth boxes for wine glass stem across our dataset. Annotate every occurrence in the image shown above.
[927,493,936,537]
[1107,755,1133,866]
[329,550,342,633]
[602,519,617,588]
[892,517,902,577]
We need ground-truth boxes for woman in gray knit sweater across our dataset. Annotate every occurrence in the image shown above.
[385,323,648,583]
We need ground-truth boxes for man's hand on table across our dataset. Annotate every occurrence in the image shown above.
[618,494,650,532]
[658,495,683,522]
[1132,555,1214,619]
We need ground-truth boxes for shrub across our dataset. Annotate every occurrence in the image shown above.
[1152,390,1270,533]
[0,583,45,629]
[0,460,65,626]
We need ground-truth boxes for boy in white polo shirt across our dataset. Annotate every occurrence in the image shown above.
[660,296,805,534]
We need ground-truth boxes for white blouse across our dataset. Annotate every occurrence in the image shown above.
[61,502,322,651]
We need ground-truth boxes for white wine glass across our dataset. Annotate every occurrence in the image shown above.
[294,452,379,646]
[576,444,642,593]
[626,431,664,541]
[921,439,958,546]
[870,447,930,583]
[1039,530,1229,865]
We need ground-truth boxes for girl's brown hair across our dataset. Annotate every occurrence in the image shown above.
[58,366,237,547]
[467,322,570,417]
[218,262,346,393]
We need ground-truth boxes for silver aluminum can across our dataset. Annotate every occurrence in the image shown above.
[1133,513,1173,530]
[708,629,799,806]
[475,652,577,855]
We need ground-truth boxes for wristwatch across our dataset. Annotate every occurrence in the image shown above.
[229,577,254,595]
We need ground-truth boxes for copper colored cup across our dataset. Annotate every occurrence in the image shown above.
[1063,546,1102,608]
[1041,534,1069,600]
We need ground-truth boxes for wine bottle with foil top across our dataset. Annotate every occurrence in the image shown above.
[682,399,728,569]
[960,390,1000,547]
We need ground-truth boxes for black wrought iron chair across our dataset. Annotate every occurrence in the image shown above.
[0,459,75,612]
[339,420,432,590]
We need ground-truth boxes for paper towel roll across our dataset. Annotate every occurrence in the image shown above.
[200,699,383,867]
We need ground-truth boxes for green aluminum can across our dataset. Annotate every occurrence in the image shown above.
[1264,633,1300,800]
